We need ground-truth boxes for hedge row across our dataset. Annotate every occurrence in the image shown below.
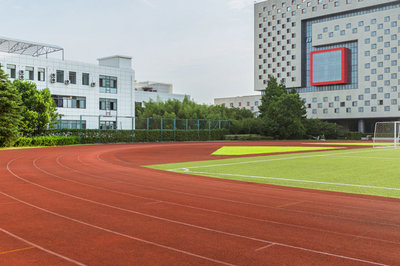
[42,129,230,144]
[14,136,80,147]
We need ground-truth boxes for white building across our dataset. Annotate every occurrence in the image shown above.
[214,95,262,117]
[135,81,189,106]
[0,36,135,130]
[255,0,400,132]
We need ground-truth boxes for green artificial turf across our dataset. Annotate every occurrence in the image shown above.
[148,148,400,198]
[304,142,392,146]
[211,146,341,155]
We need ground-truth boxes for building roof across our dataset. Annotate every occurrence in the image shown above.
[0,36,63,57]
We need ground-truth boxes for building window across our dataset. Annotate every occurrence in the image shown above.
[371,107,377,112]
[352,101,357,107]
[346,95,351,101]
[52,95,86,109]
[69,72,77,84]
[334,96,339,101]
[55,120,86,130]
[340,102,345,107]
[384,106,390,111]
[56,70,64,83]
[82,73,89,85]
[38,68,45,81]
[365,100,370,106]
[358,107,364,112]
[334,108,339,113]
[6,64,16,78]
[318,103,322,108]
[99,98,117,111]
[99,75,118,94]
[255,101,259,106]
[229,103,233,107]
[323,109,328,114]
[346,108,351,113]
[312,109,317,114]
[323,97,328,102]
[25,66,34,80]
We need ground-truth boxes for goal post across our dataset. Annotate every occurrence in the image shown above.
[373,121,400,148]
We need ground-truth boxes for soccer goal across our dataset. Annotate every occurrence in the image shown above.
[373,121,400,148]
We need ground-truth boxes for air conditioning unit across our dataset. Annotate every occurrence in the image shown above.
[90,82,96,87]
[64,80,70,85]
[50,73,56,83]
[19,70,24,80]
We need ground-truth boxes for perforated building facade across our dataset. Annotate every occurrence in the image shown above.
[255,0,400,132]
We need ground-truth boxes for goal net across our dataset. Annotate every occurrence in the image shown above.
[373,121,400,148]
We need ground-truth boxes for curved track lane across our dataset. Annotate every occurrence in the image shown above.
[0,141,399,265]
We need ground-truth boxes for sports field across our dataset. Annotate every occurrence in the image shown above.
[150,146,400,198]
[0,141,399,265]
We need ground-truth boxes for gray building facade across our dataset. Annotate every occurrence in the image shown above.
[255,0,400,132]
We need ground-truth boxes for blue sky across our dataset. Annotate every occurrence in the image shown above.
[1,0,256,103]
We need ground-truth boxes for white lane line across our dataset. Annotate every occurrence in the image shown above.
[255,243,276,252]
[0,190,235,266]
[6,158,391,265]
[57,155,400,228]
[0,227,86,265]
[34,157,400,246]
[167,149,376,171]
[184,170,400,191]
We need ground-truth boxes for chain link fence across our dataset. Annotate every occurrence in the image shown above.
[48,115,230,144]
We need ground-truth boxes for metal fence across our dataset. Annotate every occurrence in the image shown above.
[49,115,230,143]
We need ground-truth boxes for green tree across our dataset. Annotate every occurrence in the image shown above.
[13,80,58,136]
[259,77,307,139]
[0,68,22,146]
[137,96,254,121]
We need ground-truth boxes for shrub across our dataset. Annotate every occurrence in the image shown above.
[14,136,80,147]
[224,134,274,141]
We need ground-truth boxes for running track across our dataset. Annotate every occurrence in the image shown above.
[0,141,399,265]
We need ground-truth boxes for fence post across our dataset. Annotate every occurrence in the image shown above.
[132,117,135,143]
[160,118,163,142]
[79,115,83,144]
[185,119,188,141]
[173,118,176,142]
[98,115,101,143]
[146,118,149,142]
[219,120,221,129]
[208,119,211,141]
[197,119,200,140]
[59,114,62,133]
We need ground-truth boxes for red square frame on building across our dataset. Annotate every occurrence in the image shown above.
[310,47,349,86]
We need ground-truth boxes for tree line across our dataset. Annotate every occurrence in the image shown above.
[0,68,57,146]
[137,77,343,139]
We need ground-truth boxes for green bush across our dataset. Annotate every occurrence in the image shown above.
[14,136,80,147]
[224,134,274,141]
[42,129,229,144]
[344,131,363,140]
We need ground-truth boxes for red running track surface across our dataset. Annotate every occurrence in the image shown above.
[0,141,399,265]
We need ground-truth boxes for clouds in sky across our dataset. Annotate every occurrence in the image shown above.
[0,0,257,103]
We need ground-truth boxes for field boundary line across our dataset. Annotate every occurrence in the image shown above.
[167,149,375,171]
[35,156,400,246]
[184,170,400,191]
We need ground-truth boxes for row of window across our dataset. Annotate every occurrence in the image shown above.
[52,95,118,111]
[1,64,118,94]
[309,90,400,103]
[228,101,259,107]
[310,98,398,108]
[52,95,86,109]
[54,120,117,130]
[312,106,395,114]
